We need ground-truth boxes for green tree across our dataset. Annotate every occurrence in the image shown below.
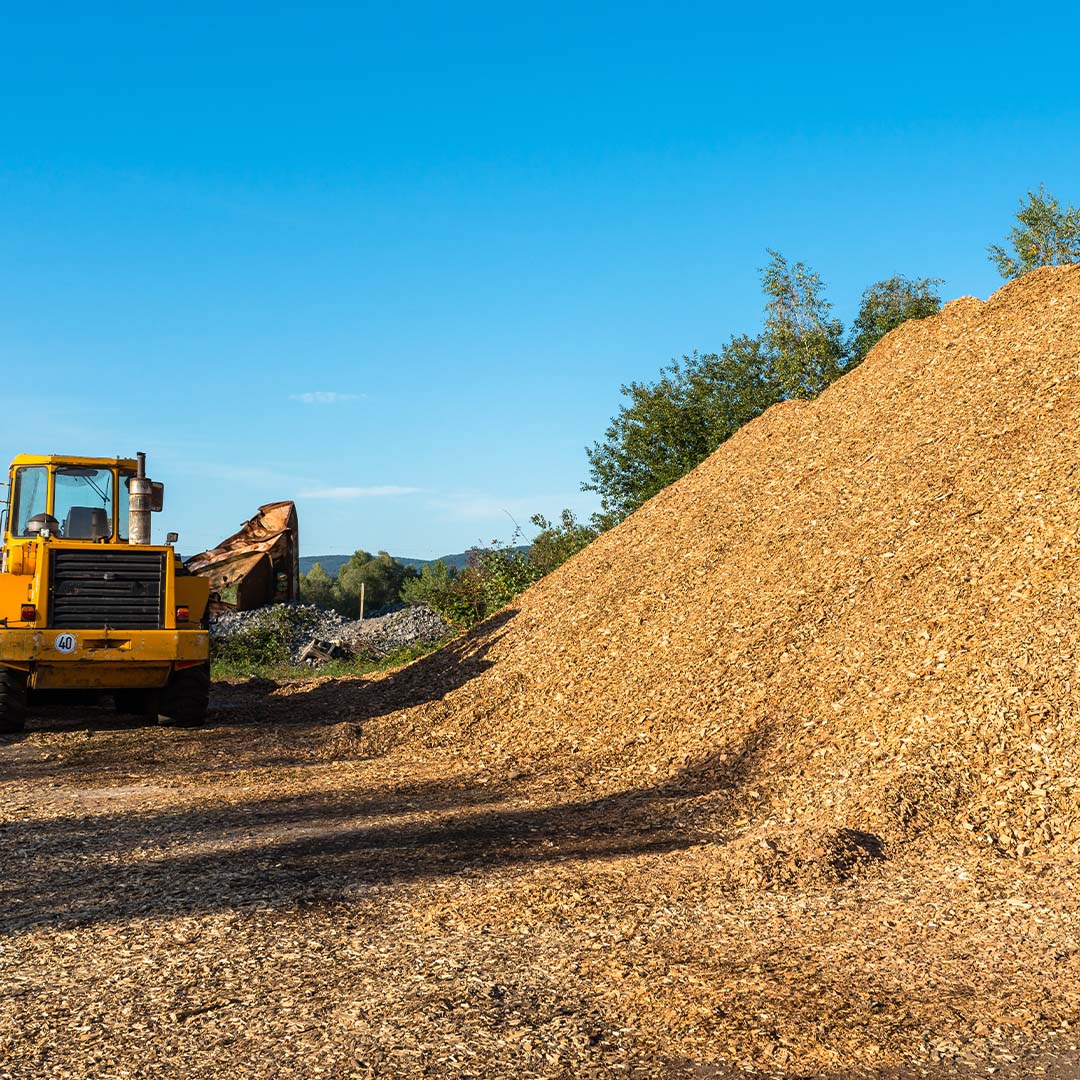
[336,550,417,617]
[299,561,337,609]
[528,509,598,575]
[583,336,777,527]
[583,252,948,528]
[400,559,458,606]
[760,249,846,399]
[848,275,943,364]
[988,185,1080,279]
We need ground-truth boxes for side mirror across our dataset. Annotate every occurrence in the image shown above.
[150,482,165,512]
[166,532,179,545]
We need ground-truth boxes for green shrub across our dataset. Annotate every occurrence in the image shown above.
[211,606,320,671]
[412,512,597,630]
[213,626,288,669]
[528,510,598,576]
[400,559,457,605]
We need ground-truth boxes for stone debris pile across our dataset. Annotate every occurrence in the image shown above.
[211,601,452,663]
[338,603,452,660]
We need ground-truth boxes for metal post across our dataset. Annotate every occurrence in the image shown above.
[359,582,365,622]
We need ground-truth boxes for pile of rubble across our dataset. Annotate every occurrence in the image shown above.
[210,602,452,664]
[337,603,452,660]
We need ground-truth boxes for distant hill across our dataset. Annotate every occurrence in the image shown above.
[299,548,529,578]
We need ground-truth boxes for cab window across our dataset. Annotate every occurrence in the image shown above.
[54,467,115,540]
[12,467,48,536]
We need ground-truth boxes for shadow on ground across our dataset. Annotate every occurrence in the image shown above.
[0,735,764,934]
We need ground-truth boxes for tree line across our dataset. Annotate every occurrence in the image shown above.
[300,510,598,627]
[302,186,1080,628]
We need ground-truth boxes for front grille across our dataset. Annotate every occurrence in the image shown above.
[49,550,166,630]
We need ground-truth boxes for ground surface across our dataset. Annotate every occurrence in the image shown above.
[2,676,1080,1080]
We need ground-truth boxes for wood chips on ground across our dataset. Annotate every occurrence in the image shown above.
[5,266,1080,1078]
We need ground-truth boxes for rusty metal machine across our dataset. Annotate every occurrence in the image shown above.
[0,453,211,732]
[185,501,299,613]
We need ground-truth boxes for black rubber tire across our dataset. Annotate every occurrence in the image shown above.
[158,663,210,727]
[0,668,28,734]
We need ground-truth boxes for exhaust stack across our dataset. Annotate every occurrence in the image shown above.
[128,452,152,546]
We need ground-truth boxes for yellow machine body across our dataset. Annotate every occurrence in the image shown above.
[0,454,209,692]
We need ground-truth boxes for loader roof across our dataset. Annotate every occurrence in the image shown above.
[8,454,140,471]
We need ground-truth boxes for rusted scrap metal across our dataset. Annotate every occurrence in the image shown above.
[185,501,300,612]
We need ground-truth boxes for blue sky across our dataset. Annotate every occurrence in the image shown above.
[2,3,1079,558]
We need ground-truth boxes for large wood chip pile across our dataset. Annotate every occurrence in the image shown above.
[370,265,1080,869]
[5,266,1080,1078]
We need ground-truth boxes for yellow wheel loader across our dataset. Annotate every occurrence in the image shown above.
[0,452,210,732]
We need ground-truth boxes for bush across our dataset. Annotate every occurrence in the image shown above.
[212,606,321,668]
[411,512,597,629]
[400,559,457,605]
[468,545,543,619]
[528,510,598,576]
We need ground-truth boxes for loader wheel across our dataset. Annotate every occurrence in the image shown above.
[0,668,28,734]
[158,664,210,727]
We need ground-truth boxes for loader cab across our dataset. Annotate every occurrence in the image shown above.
[4,456,164,547]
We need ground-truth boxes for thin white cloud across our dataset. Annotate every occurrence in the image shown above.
[290,391,365,405]
[300,485,422,499]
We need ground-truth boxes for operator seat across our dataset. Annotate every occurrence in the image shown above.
[64,507,110,540]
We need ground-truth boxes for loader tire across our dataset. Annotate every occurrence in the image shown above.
[0,668,28,734]
[158,664,210,727]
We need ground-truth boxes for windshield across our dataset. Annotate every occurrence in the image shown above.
[54,467,115,539]
[12,467,48,536]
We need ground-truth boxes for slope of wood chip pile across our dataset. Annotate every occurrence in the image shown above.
[5,265,1080,1078]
